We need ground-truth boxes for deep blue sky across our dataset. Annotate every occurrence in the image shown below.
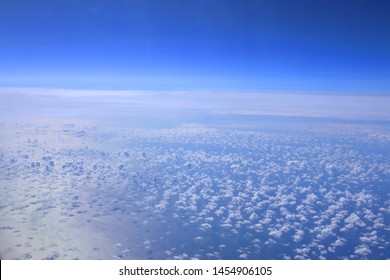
[0,0,389,92]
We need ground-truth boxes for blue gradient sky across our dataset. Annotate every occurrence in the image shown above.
[0,0,389,92]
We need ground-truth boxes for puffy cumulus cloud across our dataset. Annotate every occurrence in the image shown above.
[268,228,283,239]
[342,213,366,231]
[199,223,212,231]
[173,253,189,260]
[239,253,248,259]
[354,245,372,256]
[332,238,346,247]
[293,229,305,242]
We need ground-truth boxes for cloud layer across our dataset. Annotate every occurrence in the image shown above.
[1,88,390,121]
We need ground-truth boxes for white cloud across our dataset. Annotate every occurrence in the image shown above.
[199,223,212,231]
[1,88,390,121]
[354,245,371,256]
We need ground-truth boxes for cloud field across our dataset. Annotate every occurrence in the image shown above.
[0,88,389,259]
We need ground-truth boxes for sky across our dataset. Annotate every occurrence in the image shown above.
[0,0,389,92]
